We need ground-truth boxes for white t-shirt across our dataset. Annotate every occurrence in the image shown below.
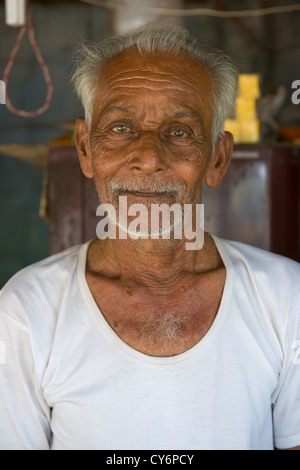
[0,235,300,450]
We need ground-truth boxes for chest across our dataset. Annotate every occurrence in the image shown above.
[45,327,277,450]
[86,270,225,356]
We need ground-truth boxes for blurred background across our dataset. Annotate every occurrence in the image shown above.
[1,0,300,287]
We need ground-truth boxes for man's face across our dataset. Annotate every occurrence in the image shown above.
[82,48,216,211]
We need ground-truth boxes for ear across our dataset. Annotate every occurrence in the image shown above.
[75,117,94,179]
[205,131,233,188]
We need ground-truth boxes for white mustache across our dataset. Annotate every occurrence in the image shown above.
[109,177,186,194]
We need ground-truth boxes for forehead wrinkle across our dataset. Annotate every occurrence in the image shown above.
[104,74,203,96]
[99,62,211,94]
[96,86,198,121]
[102,68,176,80]
[98,48,213,97]
[94,60,213,130]
[97,80,206,117]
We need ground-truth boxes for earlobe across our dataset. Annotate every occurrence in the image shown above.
[205,131,233,188]
[75,117,94,179]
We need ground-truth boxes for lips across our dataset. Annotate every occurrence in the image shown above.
[119,189,171,198]
[129,191,165,197]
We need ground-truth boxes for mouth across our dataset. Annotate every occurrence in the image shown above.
[128,191,166,198]
[118,189,173,199]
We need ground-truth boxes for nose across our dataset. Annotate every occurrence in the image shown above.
[128,131,167,176]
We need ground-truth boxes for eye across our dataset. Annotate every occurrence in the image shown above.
[168,127,192,140]
[112,125,131,134]
[170,129,187,138]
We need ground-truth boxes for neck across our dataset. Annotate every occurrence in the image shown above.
[87,232,221,294]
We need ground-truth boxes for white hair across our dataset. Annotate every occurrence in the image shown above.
[71,22,239,152]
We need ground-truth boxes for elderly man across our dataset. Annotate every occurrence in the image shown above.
[0,23,299,451]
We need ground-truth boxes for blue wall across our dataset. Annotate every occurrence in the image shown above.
[0,154,48,286]
[0,1,110,288]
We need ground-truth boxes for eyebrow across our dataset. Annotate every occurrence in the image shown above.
[170,111,205,128]
[95,105,205,132]
[96,105,130,125]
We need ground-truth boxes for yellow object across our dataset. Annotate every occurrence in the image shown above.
[223,119,241,143]
[240,119,260,143]
[239,74,260,100]
[236,97,257,121]
[225,74,261,144]
[225,119,260,144]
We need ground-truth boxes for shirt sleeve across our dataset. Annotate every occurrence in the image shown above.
[272,305,300,450]
[0,307,51,450]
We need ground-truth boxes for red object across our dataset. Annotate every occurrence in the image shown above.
[203,145,300,262]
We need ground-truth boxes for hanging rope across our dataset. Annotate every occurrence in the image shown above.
[2,0,53,117]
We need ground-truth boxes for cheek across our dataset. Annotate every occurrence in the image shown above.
[91,142,124,178]
[170,144,209,177]
[90,152,123,201]
[163,134,211,165]
[170,144,211,193]
[170,160,207,201]
[174,162,205,191]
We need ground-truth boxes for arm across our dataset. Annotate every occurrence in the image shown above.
[272,306,300,451]
[0,308,51,450]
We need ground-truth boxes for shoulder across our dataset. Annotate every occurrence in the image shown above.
[216,235,300,273]
[0,243,86,325]
[1,243,83,290]
[214,236,300,310]
[0,243,90,387]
